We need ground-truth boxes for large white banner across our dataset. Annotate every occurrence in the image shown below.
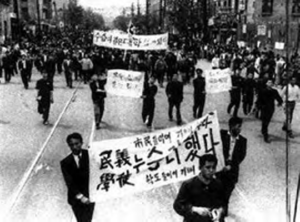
[89,112,224,202]
[205,68,232,94]
[93,30,169,50]
[106,69,145,98]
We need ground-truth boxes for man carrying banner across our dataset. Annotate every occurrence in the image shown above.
[217,117,247,216]
[142,76,158,129]
[89,73,107,130]
[61,132,95,222]
[173,154,226,222]
[193,68,206,119]
[166,73,184,125]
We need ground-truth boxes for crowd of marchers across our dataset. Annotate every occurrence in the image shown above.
[1,28,299,222]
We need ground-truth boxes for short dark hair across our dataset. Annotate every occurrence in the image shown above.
[66,132,83,144]
[199,154,218,168]
[229,117,243,128]
[196,68,203,74]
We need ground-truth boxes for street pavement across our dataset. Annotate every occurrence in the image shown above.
[1,60,300,222]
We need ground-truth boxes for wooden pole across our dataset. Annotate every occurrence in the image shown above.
[293,173,300,222]
[285,0,291,222]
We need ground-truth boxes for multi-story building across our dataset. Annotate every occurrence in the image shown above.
[0,0,11,43]
[253,0,300,53]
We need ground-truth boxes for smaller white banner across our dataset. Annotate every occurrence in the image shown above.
[106,69,145,98]
[275,42,285,50]
[205,68,232,94]
[257,25,266,36]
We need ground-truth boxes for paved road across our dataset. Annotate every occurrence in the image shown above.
[1,60,300,222]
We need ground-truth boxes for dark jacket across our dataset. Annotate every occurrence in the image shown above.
[173,175,225,222]
[89,79,107,103]
[166,80,184,103]
[220,129,247,183]
[60,149,90,206]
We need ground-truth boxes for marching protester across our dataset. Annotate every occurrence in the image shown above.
[193,68,206,118]
[174,154,226,222]
[258,79,283,143]
[89,73,107,130]
[281,77,300,138]
[227,68,244,117]
[217,117,247,216]
[61,132,95,222]
[81,54,94,84]
[154,54,167,87]
[166,73,184,125]
[18,54,30,89]
[36,72,53,125]
[63,54,73,88]
[141,76,158,129]
[242,73,256,115]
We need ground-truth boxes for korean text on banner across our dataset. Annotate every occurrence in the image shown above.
[205,68,232,94]
[93,30,169,51]
[106,69,145,98]
[89,112,224,202]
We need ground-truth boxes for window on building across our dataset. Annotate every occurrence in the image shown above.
[292,0,300,15]
[262,0,273,16]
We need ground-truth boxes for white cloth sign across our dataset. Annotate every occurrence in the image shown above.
[257,25,266,36]
[205,68,232,94]
[93,30,169,50]
[106,69,144,98]
[275,42,285,50]
[89,112,224,202]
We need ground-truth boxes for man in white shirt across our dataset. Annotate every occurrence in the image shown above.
[282,77,300,138]
[211,54,220,69]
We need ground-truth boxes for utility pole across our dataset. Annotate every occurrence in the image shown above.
[146,0,149,34]
[36,0,41,35]
[285,0,291,222]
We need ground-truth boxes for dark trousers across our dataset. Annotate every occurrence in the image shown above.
[243,93,254,115]
[156,70,165,86]
[38,100,51,122]
[65,71,73,88]
[0,66,2,78]
[4,68,12,82]
[57,61,63,74]
[142,100,155,127]
[168,100,182,124]
[261,107,274,137]
[20,70,29,89]
[74,69,80,80]
[217,171,238,214]
[227,91,241,117]
[283,101,296,131]
[94,100,105,125]
[71,202,95,222]
[47,71,55,83]
[82,70,90,84]
[193,95,206,118]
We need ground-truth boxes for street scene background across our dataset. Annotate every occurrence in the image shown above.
[1,60,300,222]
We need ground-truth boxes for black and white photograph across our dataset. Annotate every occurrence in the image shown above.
[1,0,300,222]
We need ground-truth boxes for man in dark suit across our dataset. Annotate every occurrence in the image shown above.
[217,117,247,216]
[18,54,30,89]
[61,133,95,222]
[89,73,107,130]
[166,73,184,125]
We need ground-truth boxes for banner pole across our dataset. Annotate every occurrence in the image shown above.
[293,173,300,222]
[285,1,291,222]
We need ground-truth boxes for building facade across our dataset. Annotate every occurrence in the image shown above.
[253,0,300,54]
[0,0,11,43]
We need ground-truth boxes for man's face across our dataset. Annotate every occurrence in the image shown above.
[230,123,242,137]
[266,80,273,88]
[201,161,216,180]
[68,138,83,155]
